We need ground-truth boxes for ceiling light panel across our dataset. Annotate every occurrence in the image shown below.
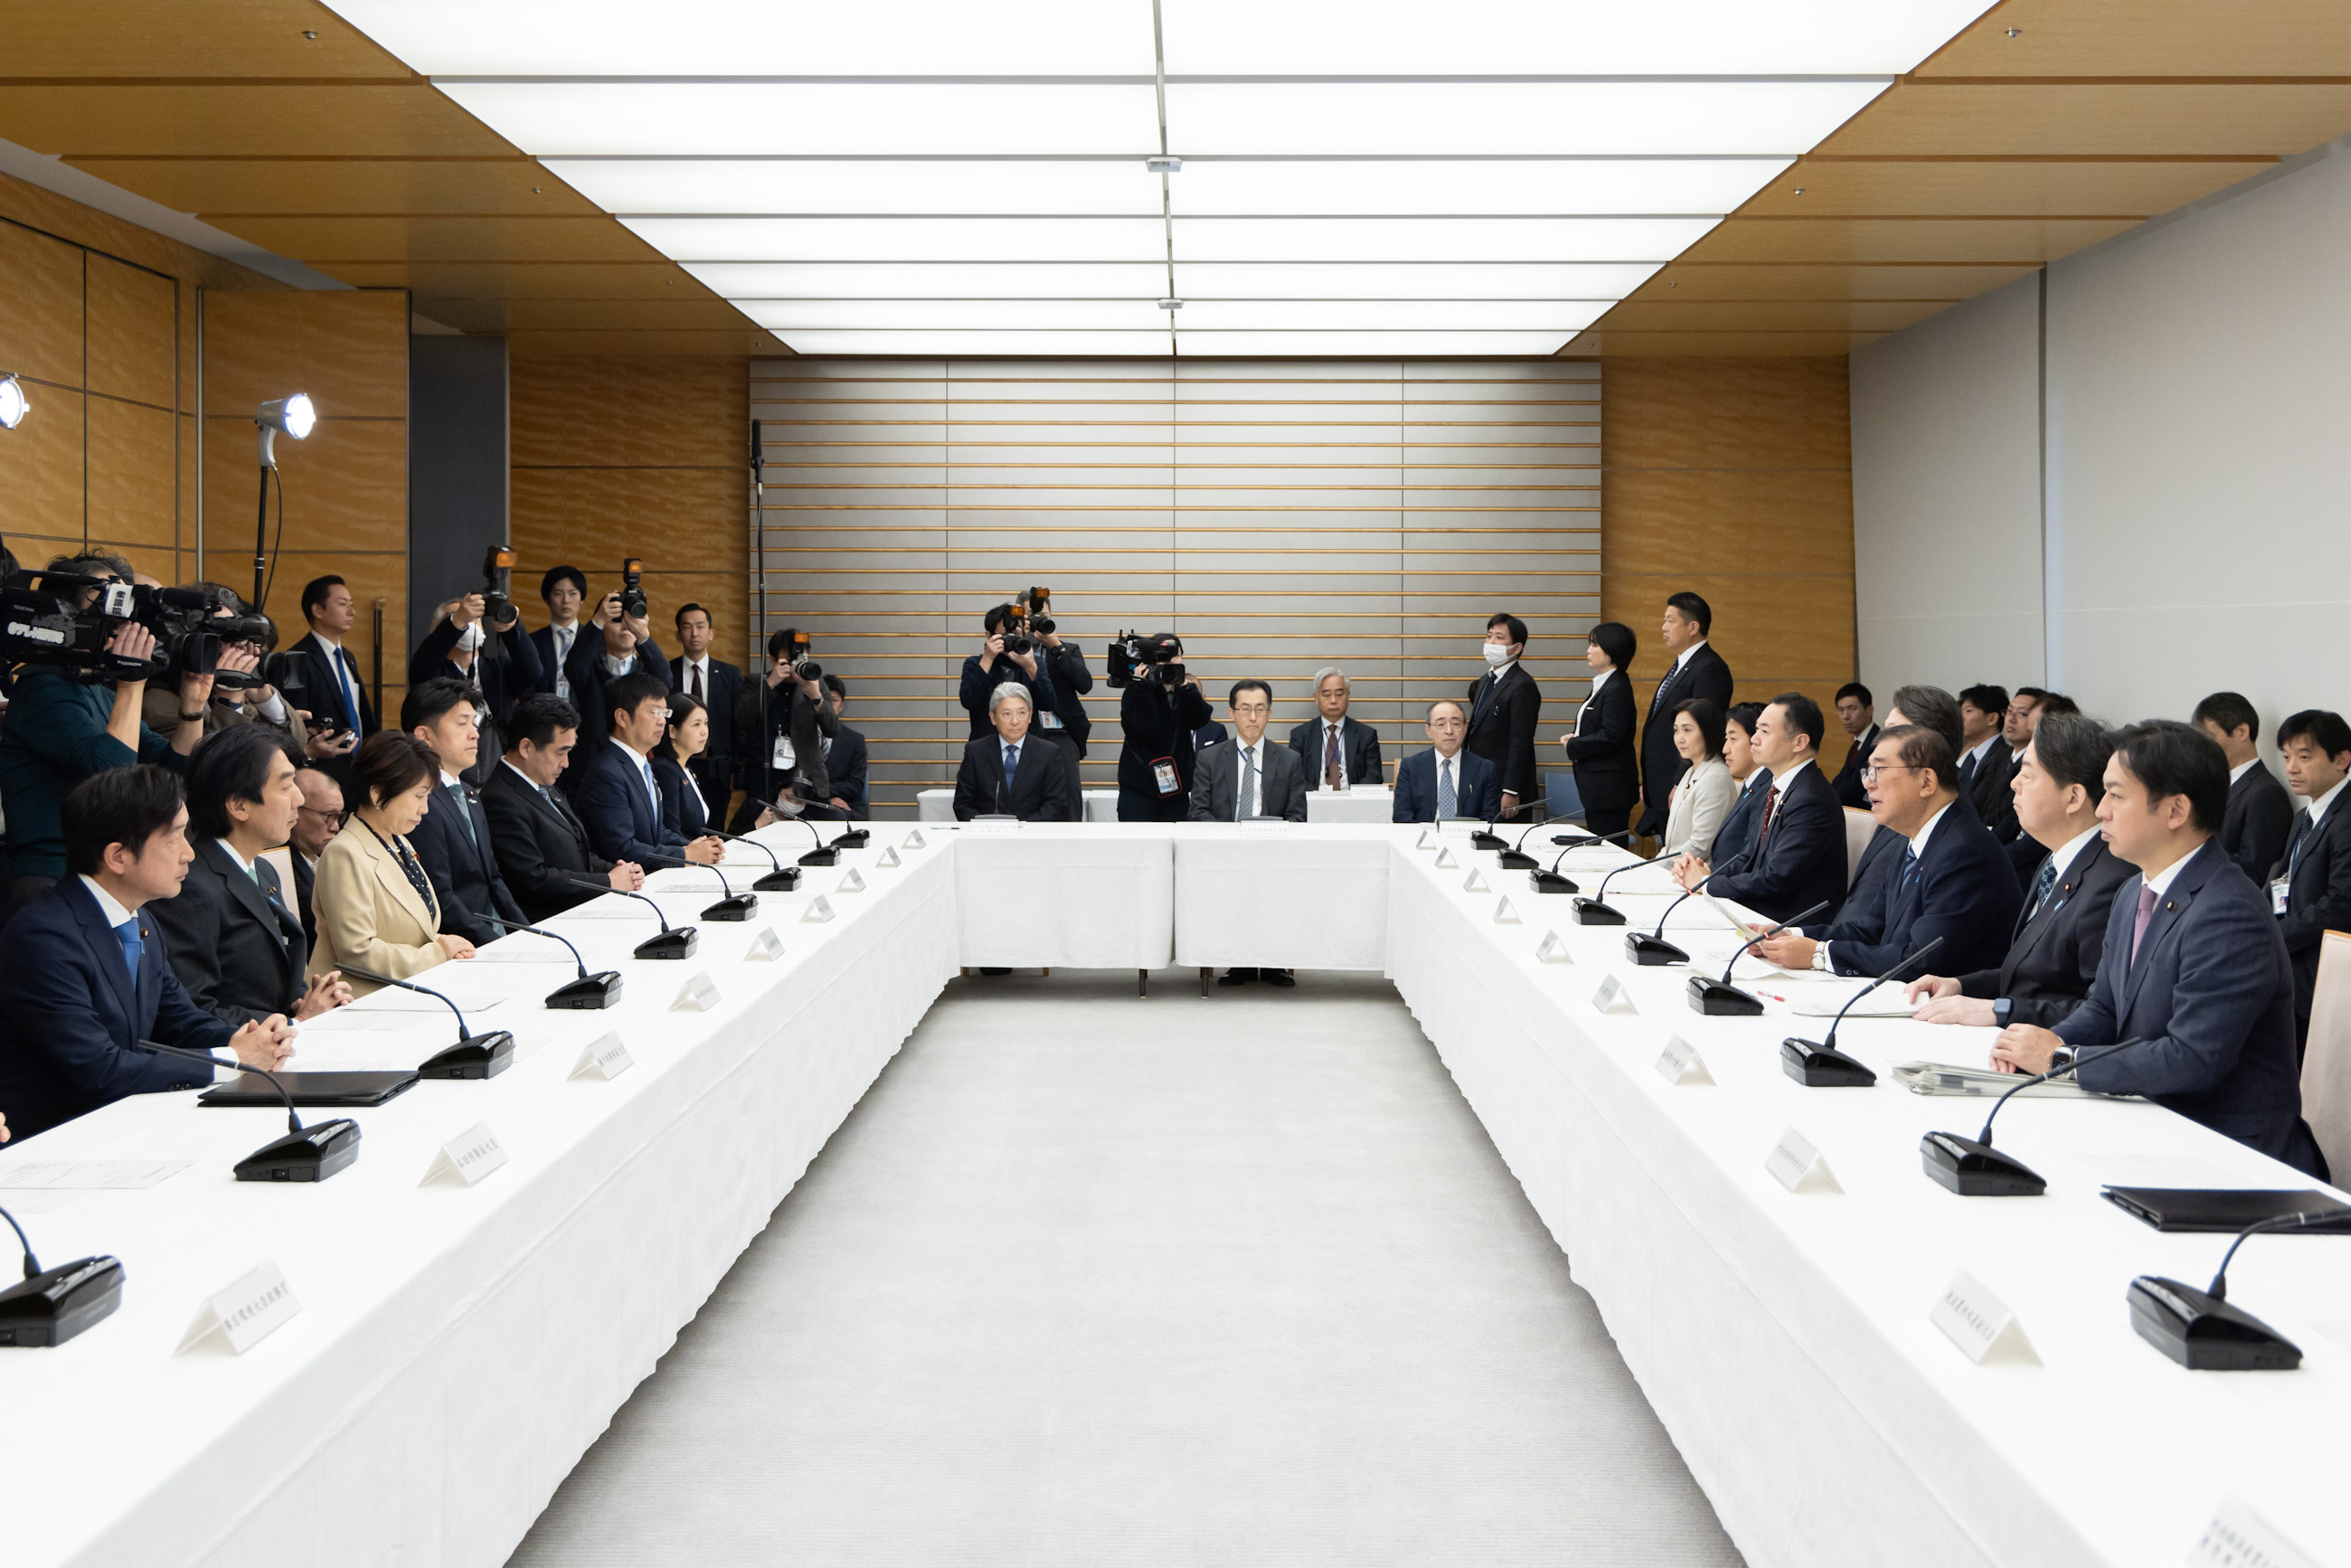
[325,0,1155,74]
[1176,332,1574,356]
[434,83,1159,157]
[1163,82,1885,157]
[748,299,1172,331]
[777,330,1172,357]
[1174,262,1660,298]
[686,262,1173,298]
[1173,218,1714,263]
[1159,0,1997,74]
[1178,300,1609,332]
[548,159,1166,217]
[628,217,1170,262]
[1169,159,1787,217]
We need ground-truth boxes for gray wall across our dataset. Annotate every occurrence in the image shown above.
[408,335,510,655]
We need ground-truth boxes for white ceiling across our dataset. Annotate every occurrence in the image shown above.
[321,1,2000,356]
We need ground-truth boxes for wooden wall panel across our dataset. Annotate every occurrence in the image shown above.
[83,252,175,409]
[84,397,175,553]
[0,385,86,548]
[0,219,86,389]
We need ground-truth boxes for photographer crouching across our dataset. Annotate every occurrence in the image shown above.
[732,626,837,827]
[1111,630,1212,822]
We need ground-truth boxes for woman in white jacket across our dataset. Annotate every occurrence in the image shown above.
[1657,698,1734,860]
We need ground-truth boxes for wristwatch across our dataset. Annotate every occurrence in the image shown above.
[1992,997,2014,1027]
[177,709,206,723]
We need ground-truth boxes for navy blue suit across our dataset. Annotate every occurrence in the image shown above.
[0,877,229,1141]
[2271,792,2351,1029]
[2058,838,2325,1175]
[407,775,527,947]
[532,625,670,774]
[574,741,688,868]
[1804,801,2022,978]
[1393,747,1500,824]
[825,726,870,818]
[1705,760,1847,926]
[1710,771,1770,865]
[656,756,712,838]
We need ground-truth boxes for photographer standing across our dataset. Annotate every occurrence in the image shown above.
[958,604,1055,739]
[552,584,671,766]
[731,626,837,827]
[410,590,543,781]
[1038,623,1093,760]
[1114,632,1213,823]
[0,553,255,910]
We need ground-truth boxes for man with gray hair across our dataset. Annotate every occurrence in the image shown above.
[1288,666,1383,791]
[952,682,1080,821]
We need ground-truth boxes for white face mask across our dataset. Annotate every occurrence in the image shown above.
[456,620,485,653]
[1482,642,1512,667]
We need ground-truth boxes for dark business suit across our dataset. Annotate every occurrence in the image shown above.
[952,733,1081,821]
[575,741,689,868]
[270,631,376,759]
[1955,836,2134,1028]
[409,616,544,735]
[669,656,742,810]
[1186,737,1309,823]
[824,726,870,817]
[1706,760,1846,925]
[1710,772,1770,866]
[1804,800,2023,978]
[1845,822,1904,926]
[536,627,671,775]
[146,838,308,1028]
[1831,723,1879,810]
[2271,789,2351,1036]
[1042,643,1094,758]
[1289,715,1384,791]
[656,755,713,838]
[0,877,228,1141]
[480,761,619,923]
[1393,747,1500,824]
[1637,643,1733,833]
[1117,682,1213,823]
[407,773,528,947]
[292,850,318,950]
[1957,737,2014,832]
[2220,763,2294,887]
[2057,838,2326,1176]
[1563,670,1638,836]
[1463,663,1542,811]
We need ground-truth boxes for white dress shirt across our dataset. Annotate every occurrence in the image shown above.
[2303,773,2349,827]
[79,874,136,930]
[677,655,713,703]
[2229,758,2261,787]
[1576,666,1617,734]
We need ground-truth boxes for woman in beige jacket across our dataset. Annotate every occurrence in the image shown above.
[1658,698,1735,861]
[309,731,476,995]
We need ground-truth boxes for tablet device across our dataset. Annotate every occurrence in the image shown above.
[2101,1185,2351,1233]
[198,1071,420,1109]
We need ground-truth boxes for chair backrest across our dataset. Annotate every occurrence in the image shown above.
[2300,929,2351,1185]
[1841,808,1878,891]
[1544,770,1584,826]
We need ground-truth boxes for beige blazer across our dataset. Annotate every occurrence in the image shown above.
[309,818,448,995]
[1660,756,1735,859]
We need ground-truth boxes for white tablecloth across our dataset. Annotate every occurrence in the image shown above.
[1305,787,1394,823]
[949,824,1173,968]
[916,787,1120,823]
[1173,826,1393,971]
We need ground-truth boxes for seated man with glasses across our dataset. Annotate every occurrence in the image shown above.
[1188,680,1308,989]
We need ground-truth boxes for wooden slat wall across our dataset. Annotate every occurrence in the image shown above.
[751,358,1600,816]
[1600,357,1858,775]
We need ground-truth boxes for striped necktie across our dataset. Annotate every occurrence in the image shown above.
[1437,756,1456,819]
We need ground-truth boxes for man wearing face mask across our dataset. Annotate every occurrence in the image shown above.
[1464,612,1543,821]
[411,590,543,785]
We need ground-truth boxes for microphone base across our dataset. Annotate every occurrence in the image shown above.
[1920,1133,2047,1196]
[1551,834,1595,847]
[1528,870,1579,895]
[797,848,839,867]
[234,1119,362,1183]
[546,969,624,1010]
[1625,934,1688,967]
[634,928,700,961]
[1570,898,1625,926]
[701,893,760,922]
[1496,851,1540,872]
[2128,1277,2301,1370]
[417,1031,516,1081]
[1780,1038,1878,1088]
[752,868,802,893]
[1469,831,1508,852]
[1685,978,1764,1016]
[831,829,871,849]
[0,1256,124,1347]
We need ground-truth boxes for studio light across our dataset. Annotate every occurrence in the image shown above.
[252,393,316,609]
[0,373,27,430]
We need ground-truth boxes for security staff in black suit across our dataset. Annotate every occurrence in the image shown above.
[1829,682,1878,810]
[1638,592,1733,836]
[479,694,646,924]
[399,676,527,949]
[2269,708,2351,1054]
[1560,621,1638,836]
[667,602,742,818]
[1289,666,1384,792]
[1955,685,2016,835]
[529,565,594,708]
[2194,691,2295,886]
[820,675,871,818]
[148,726,354,1029]
[953,683,1081,820]
[1465,612,1543,819]
[1907,712,2131,1029]
[1675,691,1846,926]
[269,574,373,781]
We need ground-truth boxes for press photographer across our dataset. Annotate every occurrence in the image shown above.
[732,626,836,827]
[1011,587,1093,760]
[959,600,1056,739]
[410,548,544,780]
[555,562,672,757]
[1110,629,1211,822]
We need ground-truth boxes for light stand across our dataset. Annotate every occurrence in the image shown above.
[252,393,316,609]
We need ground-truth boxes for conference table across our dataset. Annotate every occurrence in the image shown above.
[3,821,2346,1568]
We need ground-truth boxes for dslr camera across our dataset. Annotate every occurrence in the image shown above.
[482,545,520,628]
[0,562,269,688]
[1107,629,1185,691]
[618,557,648,620]
[995,585,1055,657]
[770,627,821,682]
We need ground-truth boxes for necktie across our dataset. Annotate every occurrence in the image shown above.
[114,917,142,983]
[691,663,704,702]
[2129,883,2158,968]
[392,839,435,912]
[2027,855,2060,921]
[554,627,574,698]
[1756,784,1783,849]
[445,782,477,845]
[2288,812,2315,878]
[641,759,661,818]
[1237,746,1259,820]
[335,648,361,730]
[1325,725,1343,789]
[1896,846,1921,916]
[1437,756,1456,820]
[1003,743,1020,804]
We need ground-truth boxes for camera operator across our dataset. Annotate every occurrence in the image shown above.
[959,603,1056,739]
[732,626,836,827]
[137,582,305,747]
[0,553,257,910]
[1113,631,1212,822]
[411,590,543,782]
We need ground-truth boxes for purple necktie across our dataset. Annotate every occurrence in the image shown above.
[2128,883,2157,967]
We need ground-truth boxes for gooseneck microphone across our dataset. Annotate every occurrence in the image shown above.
[634,850,760,921]
[757,798,872,861]
[1468,813,1511,853]
[1551,827,1636,851]
[703,828,800,891]
[1685,899,1830,1016]
[558,874,699,959]
[1577,844,1749,929]
[0,1201,124,1347]
[2129,1206,2350,1370]
[1920,1038,2148,1195]
[1529,828,1635,894]
[1779,935,1945,1088]
[337,968,516,1079]
[134,1039,362,1181]
[477,915,624,1008]
[1494,808,1553,870]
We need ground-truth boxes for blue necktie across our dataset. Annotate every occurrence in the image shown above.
[1437,756,1456,819]
[1003,743,1020,801]
[640,758,660,819]
[114,917,142,983]
[2027,855,2060,921]
[334,647,361,730]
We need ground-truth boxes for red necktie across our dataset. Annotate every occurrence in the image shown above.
[1756,784,1782,848]
[691,663,704,702]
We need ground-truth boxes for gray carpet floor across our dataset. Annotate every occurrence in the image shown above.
[509,969,1743,1566]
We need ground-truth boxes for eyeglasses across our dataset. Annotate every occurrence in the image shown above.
[1859,763,1923,784]
[1231,702,1270,716]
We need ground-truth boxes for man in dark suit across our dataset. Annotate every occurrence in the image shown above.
[668,602,742,817]
[288,765,342,949]
[732,627,839,827]
[1754,725,2022,978]
[1638,592,1734,836]
[1290,666,1384,793]
[481,694,646,923]
[399,677,528,949]
[2194,691,2294,886]
[148,726,352,1029]
[0,766,294,1142]
[1188,680,1309,825]
[1394,699,1500,823]
[1674,691,1844,925]
[530,565,593,708]
[1709,703,1769,864]
[1829,682,1878,810]
[1998,721,2325,1176]
[1907,712,2130,1029]
[1039,628,1093,760]
[269,574,374,782]
[1955,685,2015,835]
[1465,612,1543,820]
[819,675,870,819]
[539,576,673,774]
[575,673,725,870]
[2269,708,2351,1055]
[410,590,543,782]
[954,682,1080,820]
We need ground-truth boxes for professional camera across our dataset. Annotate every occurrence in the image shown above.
[1015,585,1053,637]
[1107,628,1185,691]
[770,627,821,682]
[0,567,258,687]
[482,545,519,628]
[618,557,648,620]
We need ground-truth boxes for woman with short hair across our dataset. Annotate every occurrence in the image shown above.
[309,730,475,994]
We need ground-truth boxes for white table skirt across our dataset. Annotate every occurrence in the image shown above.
[1305,787,1394,823]
[1173,826,1393,971]
[949,824,1173,968]
[916,787,1120,823]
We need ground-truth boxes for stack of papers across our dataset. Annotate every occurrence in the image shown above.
[1890,1061,2114,1098]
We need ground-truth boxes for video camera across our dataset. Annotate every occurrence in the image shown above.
[618,557,648,621]
[0,566,271,688]
[482,546,519,628]
[1107,629,1185,691]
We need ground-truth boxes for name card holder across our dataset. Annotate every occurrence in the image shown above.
[801,895,836,924]
[875,845,902,869]
[902,829,927,850]
[1930,1269,2038,1365]
[1655,1035,1714,1085]
[744,927,785,962]
[670,970,722,1012]
[176,1260,300,1355]
[1492,896,1520,925]
[2187,1497,2323,1568]
[1414,829,1438,852]
[1534,930,1575,965]
[1765,1128,1841,1194]
[571,1031,634,1082]
[1462,868,1489,893]
[1433,846,1459,869]
[837,867,867,893]
[420,1121,508,1188]
[1591,975,1638,1015]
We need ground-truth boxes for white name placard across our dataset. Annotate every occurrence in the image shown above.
[670,970,722,1012]
[1655,1035,1714,1085]
[1414,829,1437,852]
[1930,1269,2039,1365]
[420,1121,508,1188]
[875,845,902,869]
[801,894,836,924]
[2187,1496,2323,1568]
[1534,930,1575,965]
[177,1260,300,1355]
[570,1031,634,1082]
[1765,1128,1841,1194]
[837,867,867,893]
[1591,974,1637,1015]
[1433,846,1459,869]
[1492,896,1520,925]
[1462,868,1489,893]
[902,829,927,850]
[743,926,785,962]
